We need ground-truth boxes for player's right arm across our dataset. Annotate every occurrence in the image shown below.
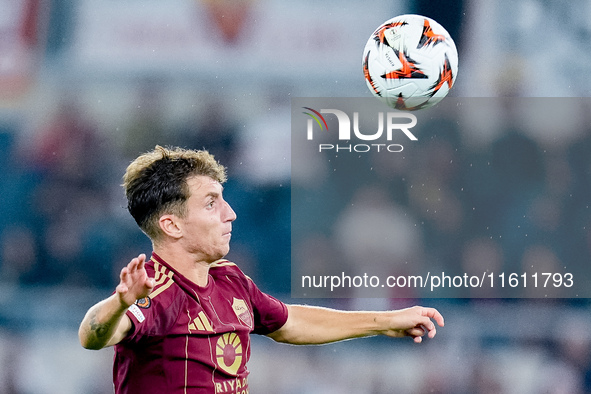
[79,254,155,350]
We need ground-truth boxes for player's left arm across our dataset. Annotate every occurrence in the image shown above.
[266,304,444,345]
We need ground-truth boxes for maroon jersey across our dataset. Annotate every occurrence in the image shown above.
[113,253,288,394]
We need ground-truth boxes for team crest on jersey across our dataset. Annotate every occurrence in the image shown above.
[135,297,151,309]
[232,298,253,328]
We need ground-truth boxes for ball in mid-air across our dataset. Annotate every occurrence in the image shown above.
[362,14,459,111]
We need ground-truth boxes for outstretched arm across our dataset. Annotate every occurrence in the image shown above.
[78,254,155,350]
[267,305,444,345]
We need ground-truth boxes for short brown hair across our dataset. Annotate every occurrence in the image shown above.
[123,146,227,241]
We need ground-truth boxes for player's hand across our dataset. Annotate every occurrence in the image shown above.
[115,254,155,308]
[383,306,445,343]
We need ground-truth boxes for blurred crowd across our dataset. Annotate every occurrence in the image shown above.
[0,94,292,294]
[292,99,591,300]
[1,0,591,392]
[0,93,590,392]
[288,98,591,392]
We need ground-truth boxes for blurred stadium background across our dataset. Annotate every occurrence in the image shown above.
[1,0,591,392]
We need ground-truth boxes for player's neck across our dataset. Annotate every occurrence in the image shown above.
[153,245,211,287]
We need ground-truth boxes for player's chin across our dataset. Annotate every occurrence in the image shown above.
[216,243,231,259]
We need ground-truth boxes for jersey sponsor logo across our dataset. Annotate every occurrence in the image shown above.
[215,332,243,376]
[215,377,248,394]
[231,298,253,329]
[135,297,151,309]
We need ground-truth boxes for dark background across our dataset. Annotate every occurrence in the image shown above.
[1,0,590,392]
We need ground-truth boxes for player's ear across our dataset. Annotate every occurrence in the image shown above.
[159,214,182,239]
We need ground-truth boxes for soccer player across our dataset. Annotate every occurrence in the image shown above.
[78,146,444,393]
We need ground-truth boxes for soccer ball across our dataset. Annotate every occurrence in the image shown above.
[362,14,459,110]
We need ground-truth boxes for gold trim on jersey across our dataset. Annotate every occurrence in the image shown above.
[210,259,253,281]
[210,259,236,268]
[149,258,175,299]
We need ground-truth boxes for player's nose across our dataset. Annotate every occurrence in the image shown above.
[223,200,237,222]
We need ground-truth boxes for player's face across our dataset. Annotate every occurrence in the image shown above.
[178,175,236,262]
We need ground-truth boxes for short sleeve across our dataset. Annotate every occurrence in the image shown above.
[246,278,288,335]
[122,288,182,343]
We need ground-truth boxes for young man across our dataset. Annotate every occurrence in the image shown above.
[79,146,444,393]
